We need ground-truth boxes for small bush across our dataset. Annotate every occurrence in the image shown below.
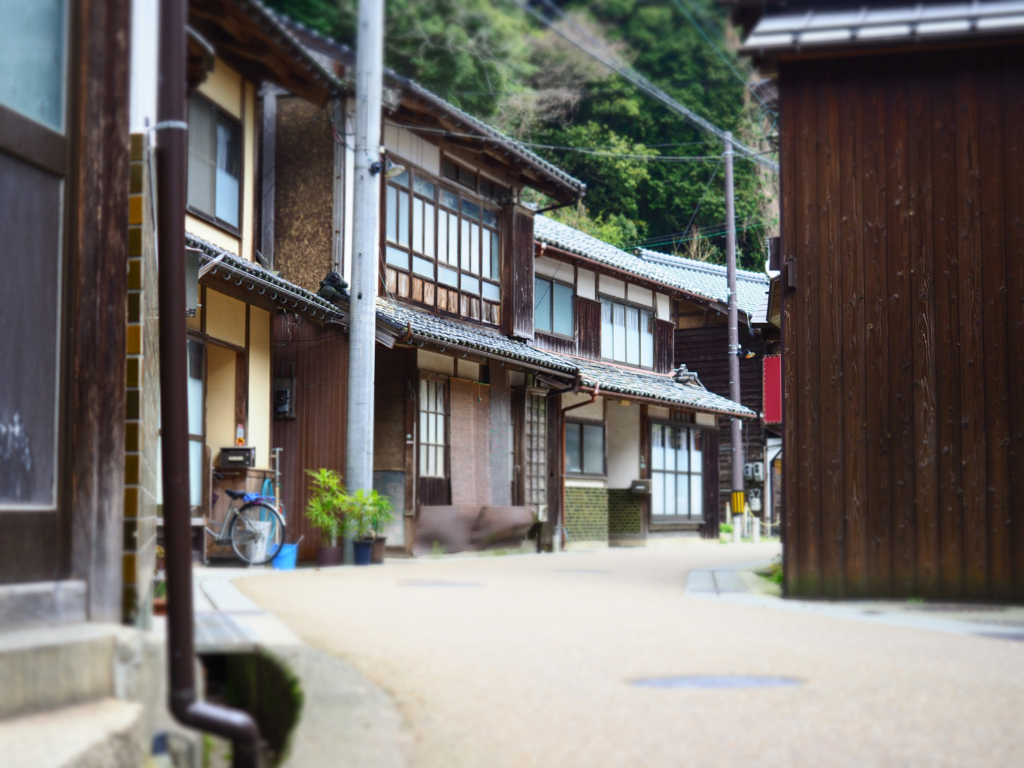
[721,524,733,534]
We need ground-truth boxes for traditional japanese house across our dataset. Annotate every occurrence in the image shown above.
[533,217,757,547]
[732,0,1024,598]
[635,247,773,527]
[163,0,349,559]
[264,18,593,557]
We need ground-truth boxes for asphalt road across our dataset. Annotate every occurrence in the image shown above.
[237,544,1024,768]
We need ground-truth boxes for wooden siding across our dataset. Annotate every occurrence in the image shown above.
[779,46,1024,599]
[701,428,720,539]
[674,326,763,413]
[501,207,535,339]
[271,313,347,562]
[533,331,575,356]
[654,319,674,374]
[577,297,602,360]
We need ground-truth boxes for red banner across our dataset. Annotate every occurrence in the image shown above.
[763,354,782,424]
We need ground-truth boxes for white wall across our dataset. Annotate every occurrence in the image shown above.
[605,399,640,489]
[535,255,573,281]
[599,275,625,299]
[129,0,158,132]
[560,392,603,421]
[656,293,671,320]
[627,284,653,307]
[577,268,596,300]
[383,124,440,175]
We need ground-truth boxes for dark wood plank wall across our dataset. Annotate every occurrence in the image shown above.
[673,326,763,413]
[532,331,575,356]
[780,46,1024,599]
[654,319,675,374]
[502,208,535,340]
[271,313,348,561]
[577,297,602,360]
[701,429,720,538]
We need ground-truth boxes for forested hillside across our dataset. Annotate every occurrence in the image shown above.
[266,0,776,270]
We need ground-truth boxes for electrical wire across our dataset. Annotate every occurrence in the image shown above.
[509,0,778,173]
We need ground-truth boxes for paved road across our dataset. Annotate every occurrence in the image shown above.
[236,544,1024,768]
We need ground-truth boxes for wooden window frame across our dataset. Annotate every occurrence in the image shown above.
[598,293,656,370]
[649,420,704,523]
[564,418,607,478]
[185,92,244,238]
[381,161,502,326]
[534,274,576,340]
[417,372,450,480]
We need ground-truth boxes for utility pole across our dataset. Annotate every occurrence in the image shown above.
[345,0,385,562]
[724,132,745,541]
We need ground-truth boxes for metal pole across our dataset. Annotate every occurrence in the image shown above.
[345,0,385,561]
[724,132,745,538]
[156,0,259,764]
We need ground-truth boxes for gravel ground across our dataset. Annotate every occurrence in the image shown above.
[236,544,1024,768]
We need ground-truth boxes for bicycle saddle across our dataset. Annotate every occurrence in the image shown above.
[224,489,249,500]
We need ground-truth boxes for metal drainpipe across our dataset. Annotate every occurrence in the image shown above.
[559,383,600,551]
[156,0,260,765]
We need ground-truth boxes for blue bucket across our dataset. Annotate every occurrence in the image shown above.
[272,543,298,570]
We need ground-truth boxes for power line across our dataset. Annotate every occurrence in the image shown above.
[509,0,778,173]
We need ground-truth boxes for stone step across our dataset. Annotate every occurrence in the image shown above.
[0,623,143,721]
[0,698,145,768]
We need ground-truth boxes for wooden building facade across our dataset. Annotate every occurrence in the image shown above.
[736,3,1024,598]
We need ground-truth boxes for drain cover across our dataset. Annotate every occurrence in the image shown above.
[631,676,802,689]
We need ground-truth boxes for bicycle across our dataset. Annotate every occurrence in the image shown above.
[205,490,286,566]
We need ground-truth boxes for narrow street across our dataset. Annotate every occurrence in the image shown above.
[236,545,1024,768]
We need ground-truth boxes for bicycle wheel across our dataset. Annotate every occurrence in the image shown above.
[229,503,286,566]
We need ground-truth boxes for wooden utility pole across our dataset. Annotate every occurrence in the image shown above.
[724,132,745,538]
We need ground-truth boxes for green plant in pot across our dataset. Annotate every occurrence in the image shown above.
[305,468,345,566]
[340,489,392,566]
[369,492,395,565]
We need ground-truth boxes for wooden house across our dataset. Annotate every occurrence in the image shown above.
[533,217,757,546]
[263,19,754,556]
[733,0,1024,598]
[636,248,776,528]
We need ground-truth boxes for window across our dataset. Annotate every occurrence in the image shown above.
[187,96,241,230]
[601,297,654,368]
[523,393,547,507]
[565,421,604,475]
[443,159,477,190]
[419,379,446,478]
[384,165,501,324]
[535,277,574,337]
[650,424,703,520]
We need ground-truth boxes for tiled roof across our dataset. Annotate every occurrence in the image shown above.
[375,298,577,374]
[552,354,756,418]
[186,232,349,321]
[271,15,585,197]
[741,1,1024,54]
[533,215,769,316]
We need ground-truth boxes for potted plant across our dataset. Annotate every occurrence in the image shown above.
[339,489,390,566]
[305,468,345,566]
[369,493,395,565]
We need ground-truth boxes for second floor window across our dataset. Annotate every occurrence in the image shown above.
[187,96,241,230]
[534,277,574,337]
[384,166,502,324]
[601,297,654,368]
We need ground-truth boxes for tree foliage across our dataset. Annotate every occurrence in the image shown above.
[265,0,776,270]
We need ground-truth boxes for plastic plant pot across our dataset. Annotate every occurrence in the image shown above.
[353,540,373,566]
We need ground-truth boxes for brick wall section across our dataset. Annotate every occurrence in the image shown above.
[565,487,609,543]
[608,489,643,535]
[123,134,160,626]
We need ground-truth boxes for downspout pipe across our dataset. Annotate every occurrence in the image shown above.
[558,383,600,551]
[156,1,261,766]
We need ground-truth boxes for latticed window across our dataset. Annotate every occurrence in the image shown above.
[419,379,446,478]
[384,164,503,324]
[651,423,703,520]
[523,393,547,507]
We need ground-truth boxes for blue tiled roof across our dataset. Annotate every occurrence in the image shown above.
[533,215,769,317]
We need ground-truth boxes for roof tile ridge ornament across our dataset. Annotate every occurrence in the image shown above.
[672,363,701,387]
